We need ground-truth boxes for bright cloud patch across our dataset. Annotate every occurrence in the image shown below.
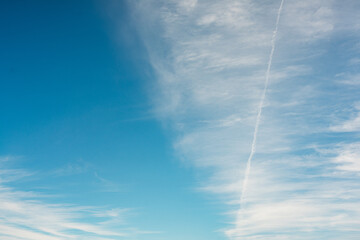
[333,143,360,172]
[130,0,360,239]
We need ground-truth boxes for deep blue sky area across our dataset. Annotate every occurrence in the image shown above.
[0,1,225,239]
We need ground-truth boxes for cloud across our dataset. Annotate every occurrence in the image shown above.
[330,103,360,132]
[0,156,139,239]
[178,0,197,12]
[94,172,123,193]
[52,159,91,176]
[337,73,360,86]
[127,0,360,238]
[333,143,360,172]
[330,113,360,132]
[281,0,334,41]
[349,58,360,66]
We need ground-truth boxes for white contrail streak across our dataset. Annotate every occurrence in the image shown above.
[240,0,285,206]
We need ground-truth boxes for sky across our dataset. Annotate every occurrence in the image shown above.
[1,0,360,239]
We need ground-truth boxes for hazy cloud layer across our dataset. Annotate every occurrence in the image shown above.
[130,0,360,239]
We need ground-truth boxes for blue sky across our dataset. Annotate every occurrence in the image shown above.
[1,0,360,239]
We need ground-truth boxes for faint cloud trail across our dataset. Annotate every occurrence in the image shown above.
[240,0,285,206]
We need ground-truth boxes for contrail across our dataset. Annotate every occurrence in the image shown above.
[240,0,285,206]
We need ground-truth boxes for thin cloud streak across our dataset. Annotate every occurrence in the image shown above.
[240,0,285,207]
[0,158,138,240]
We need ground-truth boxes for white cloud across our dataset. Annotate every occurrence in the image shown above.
[349,58,360,66]
[177,0,197,12]
[333,143,360,172]
[127,0,360,238]
[0,157,140,240]
[281,0,334,41]
[331,113,360,132]
[0,187,127,239]
[330,103,360,132]
[337,73,360,86]
[53,159,91,176]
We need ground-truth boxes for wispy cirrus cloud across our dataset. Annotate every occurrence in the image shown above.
[52,159,91,176]
[0,156,140,240]
[330,102,360,132]
[332,142,360,172]
[331,113,360,132]
[128,0,360,238]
